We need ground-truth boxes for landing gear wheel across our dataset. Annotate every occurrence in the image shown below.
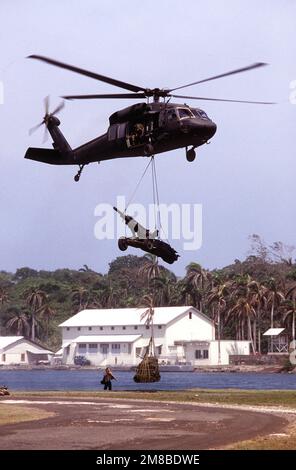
[144,143,154,156]
[118,237,128,251]
[74,164,85,182]
[186,148,196,162]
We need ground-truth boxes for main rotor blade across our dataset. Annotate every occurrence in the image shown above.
[62,93,147,100]
[170,94,275,104]
[169,63,268,92]
[28,55,146,93]
[44,95,49,115]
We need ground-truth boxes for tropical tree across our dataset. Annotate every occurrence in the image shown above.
[227,297,256,353]
[266,278,285,328]
[185,263,209,311]
[207,282,231,362]
[39,304,56,339]
[71,286,89,311]
[138,254,162,286]
[282,284,296,341]
[151,273,176,306]
[25,288,47,341]
[5,308,30,336]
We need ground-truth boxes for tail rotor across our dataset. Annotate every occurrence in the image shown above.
[29,96,65,142]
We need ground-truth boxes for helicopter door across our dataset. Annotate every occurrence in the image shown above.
[108,124,118,141]
[159,108,178,130]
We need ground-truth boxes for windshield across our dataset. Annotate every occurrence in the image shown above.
[177,108,194,119]
[193,109,209,120]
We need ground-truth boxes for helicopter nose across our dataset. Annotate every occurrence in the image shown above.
[206,121,217,139]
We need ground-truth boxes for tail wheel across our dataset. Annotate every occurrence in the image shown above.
[186,148,196,162]
[118,238,128,251]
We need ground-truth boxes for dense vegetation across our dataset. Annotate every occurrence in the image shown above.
[0,235,295,352]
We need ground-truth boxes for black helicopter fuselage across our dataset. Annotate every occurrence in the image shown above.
[25,101,217,168]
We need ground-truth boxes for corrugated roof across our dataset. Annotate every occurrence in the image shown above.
[74,335,142,343]
[59,306,210,327]
[0,336,23,349]
[263,328,285,336]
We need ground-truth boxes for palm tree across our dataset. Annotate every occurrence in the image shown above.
[138,254,161,287]
[266,278,285,328]
[139,293,156,356]
[25,288,47,341]
[249,281,268,353]
[39,304,56,339]
[151,273,176,306]
[185,263,209,311]
[282,284,296,341]
[207,282,230,363]
[101,283,120,308]
[5,309,30,336]
[71,286,89,311]
[227,297,256,353]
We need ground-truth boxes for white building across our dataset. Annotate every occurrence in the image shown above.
[59,306,250,366]
[0,336,53,365]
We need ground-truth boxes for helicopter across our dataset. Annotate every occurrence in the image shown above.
[25,55,274,182]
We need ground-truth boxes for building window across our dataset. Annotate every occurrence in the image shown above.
[158,325,162,329]
[66,327,70,331]
[111,326,115,330]
[88,344,98,352]
[100,326,103,330]
[203,350,209,359]
[145,325,150,330]
[78,343,87,352]
[135,347,142,357]
[21,353,25,362]
[134,326,138,330]
[189,312,192,319]
[195,349,209,359]
[195,350,202,359]
[111,343,120,353]
[128,344,132,354]
[2,354,5,362]
[88,327,92,331]
[157,345,162,355]
[122,326,126,330]
[77,327,81,331]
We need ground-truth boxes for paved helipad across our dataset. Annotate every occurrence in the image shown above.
[0,397,287,450]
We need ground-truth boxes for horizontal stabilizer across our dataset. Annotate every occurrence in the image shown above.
[25,147,73,165]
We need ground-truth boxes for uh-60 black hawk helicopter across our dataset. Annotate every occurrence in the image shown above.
[25,55,274,182]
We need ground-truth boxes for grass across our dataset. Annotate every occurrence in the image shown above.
[10,388,296,408]
[227,421,296,450]
[0,405,55,426]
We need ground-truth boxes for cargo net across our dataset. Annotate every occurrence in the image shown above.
[0,385,10,396]
[134,336,161,383]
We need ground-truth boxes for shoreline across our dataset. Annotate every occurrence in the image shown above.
[0,364,294,373]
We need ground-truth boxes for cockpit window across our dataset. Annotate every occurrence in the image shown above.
[167,109,177,120]
[177,108,194,119]
[193,109,209,120]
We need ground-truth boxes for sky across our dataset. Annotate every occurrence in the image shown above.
[0,0,295,276]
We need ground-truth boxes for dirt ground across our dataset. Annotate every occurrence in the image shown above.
[0,396,287,450]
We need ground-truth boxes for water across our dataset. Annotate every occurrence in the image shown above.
[0,370,295,391]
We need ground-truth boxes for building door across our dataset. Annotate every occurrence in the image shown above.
[100,344,109,355]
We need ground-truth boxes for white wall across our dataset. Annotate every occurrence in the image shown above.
[165,310,215,353]
[0,340,50,365]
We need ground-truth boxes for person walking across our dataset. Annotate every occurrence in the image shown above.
[101,367,117,391]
